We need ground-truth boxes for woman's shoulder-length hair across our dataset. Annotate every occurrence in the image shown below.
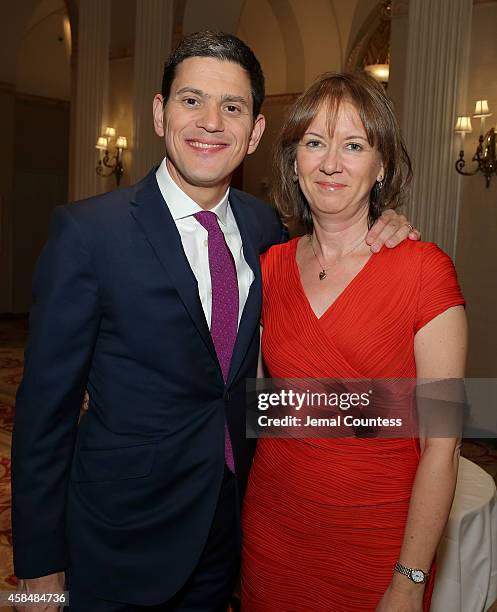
[271,71,412,232]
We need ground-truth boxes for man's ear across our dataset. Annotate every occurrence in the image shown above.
[247,114,266,155]
[153,94,165,137]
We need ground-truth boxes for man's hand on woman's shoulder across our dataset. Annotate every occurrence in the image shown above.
[366,209,420,253]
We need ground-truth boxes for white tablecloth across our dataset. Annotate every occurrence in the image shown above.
[432,456,497,612]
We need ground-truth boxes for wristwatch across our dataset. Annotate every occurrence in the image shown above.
[394,561,430,584]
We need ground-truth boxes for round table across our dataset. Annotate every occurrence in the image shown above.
[432,456,497,611]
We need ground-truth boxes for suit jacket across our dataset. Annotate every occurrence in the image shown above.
[11,168,285,605]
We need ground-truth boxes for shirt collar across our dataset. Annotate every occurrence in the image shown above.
[155,157,230,226]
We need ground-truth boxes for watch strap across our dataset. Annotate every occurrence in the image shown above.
[394,561,429,583]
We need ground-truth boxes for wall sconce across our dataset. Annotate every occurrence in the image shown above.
[455,100,496,188]
[365,63,389,83]
[96,126,127,186]
[364,0,391,84]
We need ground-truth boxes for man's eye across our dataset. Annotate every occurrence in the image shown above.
[184,98,199,106]
[225,105,241,113]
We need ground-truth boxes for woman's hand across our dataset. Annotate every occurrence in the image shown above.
[375,582,424,612]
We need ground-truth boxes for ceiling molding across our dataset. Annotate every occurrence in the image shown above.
[15,91,70,108]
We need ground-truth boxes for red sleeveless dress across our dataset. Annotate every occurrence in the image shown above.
[241,239,465,612]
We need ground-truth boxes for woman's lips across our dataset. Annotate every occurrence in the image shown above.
[316,181,347,190]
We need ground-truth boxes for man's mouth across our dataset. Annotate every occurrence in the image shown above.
[186,139,229,151]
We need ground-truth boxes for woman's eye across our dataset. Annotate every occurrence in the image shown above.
[305,140,322,148]
[346,142,363,151]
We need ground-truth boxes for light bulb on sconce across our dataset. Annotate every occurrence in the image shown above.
[364,64,390,83]
[95,126,127,186]
[455,116,472,148]
[473,100,492,134]
[455,101,496,188]
[115,136,127,150]
[95,136,109,151]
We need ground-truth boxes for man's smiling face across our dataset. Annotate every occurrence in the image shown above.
[153,56,265,207]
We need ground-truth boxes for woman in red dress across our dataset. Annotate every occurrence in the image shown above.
[241,72,467,611]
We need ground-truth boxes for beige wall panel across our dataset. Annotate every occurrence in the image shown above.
[388,6,409,125]
[0,2,37,84]
[131,0,172,183]
[290,0,346,83]
[243,95,296,201]
[12,97,69,313]
[347,0,384,58]
[456,3,497,376]
[16,7,70,100]
[183,0,245,34]
[107,56,134,189]
[111,0,136,55]
[238,0,287,95]
[0,86,15,312]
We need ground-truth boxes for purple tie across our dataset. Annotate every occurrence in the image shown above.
[194,211,238,472]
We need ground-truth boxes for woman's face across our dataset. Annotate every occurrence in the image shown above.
[295,100,384,222]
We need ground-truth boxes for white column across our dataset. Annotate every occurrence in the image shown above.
[403,0,472,258]
[71,0,111,201]
[131,0,173,183]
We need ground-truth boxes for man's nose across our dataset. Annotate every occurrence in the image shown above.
[196,103,224,132]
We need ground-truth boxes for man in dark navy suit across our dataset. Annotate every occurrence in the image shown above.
[12,31,417,611]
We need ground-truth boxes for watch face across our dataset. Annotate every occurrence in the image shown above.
[411,570,425,583]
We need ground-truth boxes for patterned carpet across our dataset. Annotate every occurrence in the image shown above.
[0,319,25,611]
[1,317,496,610]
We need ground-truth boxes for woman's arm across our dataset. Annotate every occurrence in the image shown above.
[377,304,467,611]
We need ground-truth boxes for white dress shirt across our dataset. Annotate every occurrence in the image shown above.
[155,158,254,328]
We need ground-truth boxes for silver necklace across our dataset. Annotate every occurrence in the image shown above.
[309,232,367,281]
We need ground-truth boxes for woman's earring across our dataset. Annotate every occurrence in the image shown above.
[293,160,299,182]
[377,178,384,191]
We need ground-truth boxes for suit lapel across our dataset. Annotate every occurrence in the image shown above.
[227,190,262,387]
[130,170,219,368]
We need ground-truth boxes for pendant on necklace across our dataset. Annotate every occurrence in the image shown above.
[319,270,327,281]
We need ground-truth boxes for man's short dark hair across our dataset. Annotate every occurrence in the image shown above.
[162,31,265,119]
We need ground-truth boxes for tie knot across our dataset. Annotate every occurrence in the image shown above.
[194,210,220,234]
